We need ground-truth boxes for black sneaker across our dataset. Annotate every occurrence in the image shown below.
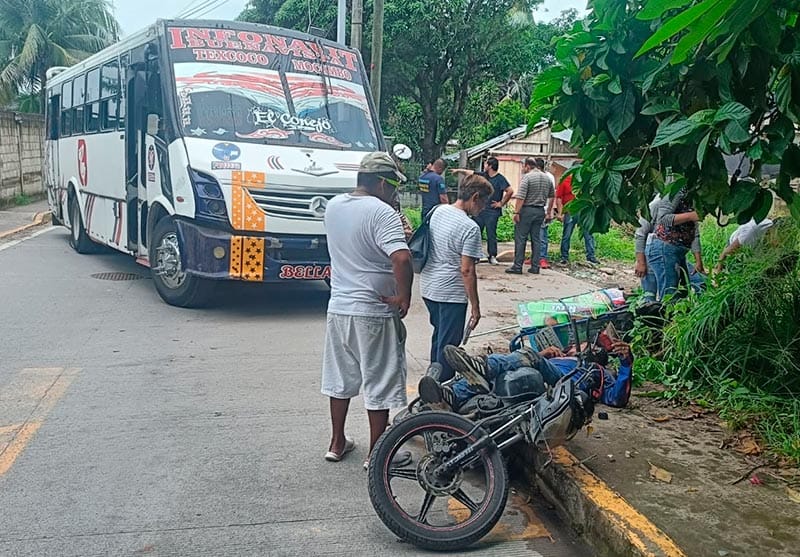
[505,267,523,274]
[559,258,569,265]
[527,267,540,274]
[443,345,490,393]
[587,258,600,264]
[418,376,455,411]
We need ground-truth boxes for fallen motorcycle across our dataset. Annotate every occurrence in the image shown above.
[367,364,598,551]
[366,292,633,550]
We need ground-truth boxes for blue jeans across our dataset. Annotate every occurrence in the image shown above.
[561,213,596,261]
[424,298,468,382]
[451,352,566,407]
[645,237,689,300]
[642,237,706,301]
[540,223,549,261]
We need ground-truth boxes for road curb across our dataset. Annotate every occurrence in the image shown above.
[0,211,52,240]
[521,445,686,557]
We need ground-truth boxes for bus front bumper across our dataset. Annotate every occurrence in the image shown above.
[175,220,331,282]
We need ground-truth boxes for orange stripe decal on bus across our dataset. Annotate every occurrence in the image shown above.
[241,237,265,281]
[229,236,243,278]
[230,171,267,232]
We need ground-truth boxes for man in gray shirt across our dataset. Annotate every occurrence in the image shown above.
[506,157,555,274]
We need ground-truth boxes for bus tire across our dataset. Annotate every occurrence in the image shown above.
[150,217,215,308]
[68,193,96,254]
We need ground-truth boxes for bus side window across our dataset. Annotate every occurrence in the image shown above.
[119,53,128,131]
[72,76,86,135]
[86,68,101,133]
[101,59,120,130]
[48,93,60,140]
[61,82,72,136]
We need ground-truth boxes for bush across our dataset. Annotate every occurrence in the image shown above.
[652,220,800,461]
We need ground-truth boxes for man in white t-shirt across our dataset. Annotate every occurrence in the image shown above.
[421,174,494,381]
[714,218,775,273]
[321,152,414,467]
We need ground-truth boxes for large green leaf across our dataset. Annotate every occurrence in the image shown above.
[636,0,732,58]
[671,0,737,64]
[608,75,622,94]
[641,97,680,115]
[638,0,693,20]
[651,119,698,147]
[697,131,712,169]
[606,171,623,203]
[723,119,751,144]
[611,156,641,171]
[713,102,752,123]
[608,87,636,140]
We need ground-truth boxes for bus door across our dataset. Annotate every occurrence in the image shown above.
[126,44,166,259]
[45,91,62,221]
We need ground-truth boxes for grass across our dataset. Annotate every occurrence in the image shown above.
[632,220,800,463]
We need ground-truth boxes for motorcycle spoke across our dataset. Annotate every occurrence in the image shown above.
[422,430,436,451]
[417,492,436,524]
[452,488,480,514]
[388,467,418,481]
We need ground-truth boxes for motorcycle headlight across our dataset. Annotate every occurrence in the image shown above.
[189,168,229,224]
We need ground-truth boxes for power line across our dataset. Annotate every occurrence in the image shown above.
[174,0,206,18]
[193,0,230,19]
[180,0,223,18]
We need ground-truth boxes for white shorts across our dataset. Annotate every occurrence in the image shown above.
[321,313,408,410]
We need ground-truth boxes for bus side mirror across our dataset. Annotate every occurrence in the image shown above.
[146,114,159,136]
[392,143,413,161]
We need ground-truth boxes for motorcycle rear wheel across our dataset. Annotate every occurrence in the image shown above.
[367,411,508,551]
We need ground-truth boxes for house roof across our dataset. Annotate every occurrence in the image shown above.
[444,121,550,162]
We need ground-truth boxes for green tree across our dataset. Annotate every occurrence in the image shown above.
[530,0,800,232]
[384,0,542,161]
[452,9,577,151]
[0,0,119,112]
[238,0,338,37]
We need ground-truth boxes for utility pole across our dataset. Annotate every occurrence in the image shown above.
[370,0,384,112]
[350,0,363,51]
[336,0,346,45]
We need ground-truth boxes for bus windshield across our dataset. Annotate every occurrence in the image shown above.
[174,64,378,150]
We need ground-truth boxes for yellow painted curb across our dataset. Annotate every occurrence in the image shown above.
[524,445,686,557]
[0,211,51,240]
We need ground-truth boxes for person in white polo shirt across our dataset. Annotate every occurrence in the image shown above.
[421,174,494,382]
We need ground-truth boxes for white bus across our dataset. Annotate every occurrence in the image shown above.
[44,19,385,307]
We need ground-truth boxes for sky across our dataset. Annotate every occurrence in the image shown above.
[112,0,587,37]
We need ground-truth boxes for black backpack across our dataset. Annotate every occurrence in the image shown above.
[408,205,441,273]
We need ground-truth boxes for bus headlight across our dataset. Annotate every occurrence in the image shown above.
[189,168,229,224]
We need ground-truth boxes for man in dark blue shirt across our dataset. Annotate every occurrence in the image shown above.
[418,159,448,217]
[451,157,513,265]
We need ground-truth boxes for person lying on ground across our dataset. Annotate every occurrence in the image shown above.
[417,341,633,413]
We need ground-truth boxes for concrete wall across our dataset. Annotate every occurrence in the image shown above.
[0,111,45,202]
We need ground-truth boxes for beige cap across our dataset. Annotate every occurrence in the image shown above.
[359,151,407,182]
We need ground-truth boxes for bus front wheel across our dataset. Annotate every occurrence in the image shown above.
[150,218,215,308]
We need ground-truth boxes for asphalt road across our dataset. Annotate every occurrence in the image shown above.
[0,225,591,557]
